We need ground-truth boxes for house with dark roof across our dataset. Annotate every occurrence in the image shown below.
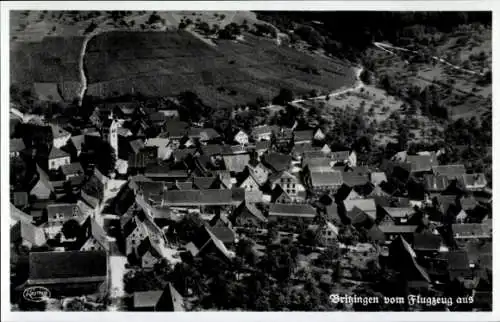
[341,172,369,189]
[268,203,316,224]
[10,138,25,157]
[406,154,436,173]
[270,184,293,204]
[331,151,350,164]
[184,226,232,261]
[424,174,450,193]
[413,233,442,256]
[25,250,107,297]
[377,207,415,225]
[133,283,185,311]
[293,129,314,144]
[388,236,431,287]
[380,225,418,243]
[445,250,473,281]
[459,173,487,191]
[161,189,242,207]
[344,199,377,221]
[230,201,267,227]
[261,152,292,173]
[431,164,466,179]
[251,125,279,142]
[60,162,84,180]
[136,237,162,268]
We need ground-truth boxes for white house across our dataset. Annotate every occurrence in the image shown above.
[51,124,71,149]
[313,128,326,141]
[48,147,71,170]
[239,172,260,192]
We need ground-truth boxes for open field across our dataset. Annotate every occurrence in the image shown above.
[84,30,355,108]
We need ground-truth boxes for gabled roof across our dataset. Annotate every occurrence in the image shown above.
[294,130,314,142]
[50,124,70,139]
[424,174,450,192]
[61,162,84,177]
[133,290,163,309]
[129,139,145,154]
[269,203,316,218]
[251,125,278,137]
[46,203,77,221]
[137,237,161,259]
[156,283,185,311]
[10,138,25,153]
[379,225,418,234]
[28,251,107,284]
[370,172,387,186]
[70,135,85,151]
[271,185,292,203]
[234,201,266,222]
[209,226,236,244]
[188,127,220,141]
[413,233,442,251]
[255,140,271,151]
[341,172,369,187]
[431,164,466,178]
[460,173,487,188]
[452,223,492,238]
[123,217,139,238]
[310,171,343,187]
[446,250,470,270]
[222,153,251,173]
[49,147,70,159]
[344,198,376,212]
[262,152,292,173]
[331,151,350,162]
[383,207,414,219]
[303,157,332,171]
[162,189,236,206]
[406,154,435,172]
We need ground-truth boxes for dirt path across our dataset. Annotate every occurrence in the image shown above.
[77,33,96,107]
[373,41,485,76]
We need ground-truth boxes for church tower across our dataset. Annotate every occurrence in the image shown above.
[108,112,119,158]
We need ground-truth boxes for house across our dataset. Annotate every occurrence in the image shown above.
[344,199,377,221]
[424,174,450,193]
[325,204,343,225]
[254,140,271,156]
[269,171,306,202]
[188,127,221,143]
[377,207,415,225]
[191,176,226,190]
[270,185,293,204]
[459,173,487,191]
[144,165,189,182]
[223,153,251,174]
[406,154,436,173]
[431,164,466,179]
[370,172,388,186]
[161,189,241,207]
[313,128,326,141]
[380,225,418,243]
[293,130,314,144]
[347,206,375,228]
[363,225,385,244]
[209,225,237,246]
[230,201,267,227]
[136,237,162,268]
[80,219,109,252]
[251,125,278,142]
[10,138,25,157]
[452,223,492,240]
[316,221,339,246]
[388,235,431,285]
[261,152,292,173]
[238,170,260,192]
[20,220,48,248]
[123,217,145,256]
[268,203,316,224]
[413,233,442,256]
[341,172,369,189]
[69,135,85,156]
[25,250,107,297]
[132,283,185,311]
[247,162,270,186]
[60,163,84,180]
[30,165,54,200]
[331,151,350,165]
[48,147,71,170]
[308,170,343,192]
[185,226,232,261]
[233,129,249,145]
[51,124,71,149]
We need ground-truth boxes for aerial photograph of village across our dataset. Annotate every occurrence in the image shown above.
[8,10,492,312]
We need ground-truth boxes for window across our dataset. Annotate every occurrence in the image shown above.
[51,161,55,167]
[131,240,135,245]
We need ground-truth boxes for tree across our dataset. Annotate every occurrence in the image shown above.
[198,21,210,34]
[95,140,116,176]
[272,88,294,105]
[62,219,81,239]
[10,156,27,190]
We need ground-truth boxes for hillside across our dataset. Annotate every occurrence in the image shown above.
[10,11,354,109]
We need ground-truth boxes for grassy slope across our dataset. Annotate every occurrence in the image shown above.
[84,30,354,108]
[10,10,354,108]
